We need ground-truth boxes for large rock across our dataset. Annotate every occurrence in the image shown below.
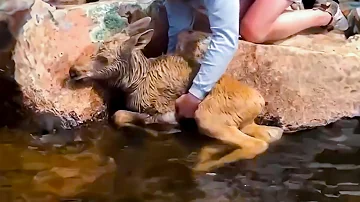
[12,0,166,128]
[10,0,360,132]
[176,30,360,132]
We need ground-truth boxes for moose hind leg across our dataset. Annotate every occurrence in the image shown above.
[241,122,284,143]
[194,123,269,172]
[196,144,231,164]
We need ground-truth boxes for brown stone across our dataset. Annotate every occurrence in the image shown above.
[176,30,360,132]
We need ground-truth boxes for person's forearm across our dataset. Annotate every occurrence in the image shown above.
[188,0,240,100]
[164,0,195,53]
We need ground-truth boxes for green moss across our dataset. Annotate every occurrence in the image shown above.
[88,5,109,23]
[88,3,127,42]
[91,27,111,42]
[87,1,162,42]
[103,13,126,33]
[106,5,119,16]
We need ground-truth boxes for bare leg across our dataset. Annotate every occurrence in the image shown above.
[241,0,333,43]
[241,122,284,143]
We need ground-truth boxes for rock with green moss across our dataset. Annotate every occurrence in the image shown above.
[83,0,164,42]
[12,0,165,129]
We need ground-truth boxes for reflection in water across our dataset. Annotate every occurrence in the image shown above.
[0,119,360,201]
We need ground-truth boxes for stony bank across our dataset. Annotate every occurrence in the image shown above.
[1,0,360,132]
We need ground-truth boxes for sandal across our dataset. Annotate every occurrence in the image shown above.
[313,0,349,31]
[345,8,360,37]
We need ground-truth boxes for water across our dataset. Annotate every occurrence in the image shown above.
[0,119,360,202]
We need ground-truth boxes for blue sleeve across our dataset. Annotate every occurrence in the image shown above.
[188,0,240,100]
[164,0,195,53]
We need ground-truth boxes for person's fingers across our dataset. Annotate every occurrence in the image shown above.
[175,105,182,122]
[175,98,180,113]
[175,105,179,115]
[175,96,181,117]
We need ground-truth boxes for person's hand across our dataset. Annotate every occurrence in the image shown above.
[175,93,201,119]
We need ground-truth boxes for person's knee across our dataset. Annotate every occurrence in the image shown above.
[240,19,267,44]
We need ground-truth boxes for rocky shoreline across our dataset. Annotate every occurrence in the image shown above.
[1,0,359,132]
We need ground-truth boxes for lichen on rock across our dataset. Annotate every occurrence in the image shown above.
[87,3,130,41]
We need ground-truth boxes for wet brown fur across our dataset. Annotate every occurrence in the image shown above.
[71,17,284,172]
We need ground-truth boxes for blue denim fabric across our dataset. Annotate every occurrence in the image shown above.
[165,0,240,100]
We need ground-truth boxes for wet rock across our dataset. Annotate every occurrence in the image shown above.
[0,0,35,48]
[0,21,15,51]
[0,1,37,129]
[12,0,165,128]
[175,30,360,132]
[0,52,28,129]
[1,140,116,198]
[31,157,116,197]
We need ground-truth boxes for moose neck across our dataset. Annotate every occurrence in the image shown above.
[122,49,151,92]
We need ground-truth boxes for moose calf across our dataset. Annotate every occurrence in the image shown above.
[70,16,284,172]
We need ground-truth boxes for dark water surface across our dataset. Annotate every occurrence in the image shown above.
[1,119,360,202]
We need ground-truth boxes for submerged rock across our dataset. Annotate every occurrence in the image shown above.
[0,125,117,199]
[12,0,165,128]
[175,30,360,132]
[0,145,116,198]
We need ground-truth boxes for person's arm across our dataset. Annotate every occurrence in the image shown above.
[188,0,240,100]
[164,0,195,53]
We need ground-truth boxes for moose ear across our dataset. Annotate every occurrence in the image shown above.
[125,16,152,36]
[126,28,154,51]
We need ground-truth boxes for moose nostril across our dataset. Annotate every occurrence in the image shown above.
[69,67,80,79]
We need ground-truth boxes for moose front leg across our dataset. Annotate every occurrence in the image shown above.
[112,110,150,127]
[112,110,178,126]
[112,110,179,137]
[143,112,179,126]
[112,110,161,137]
